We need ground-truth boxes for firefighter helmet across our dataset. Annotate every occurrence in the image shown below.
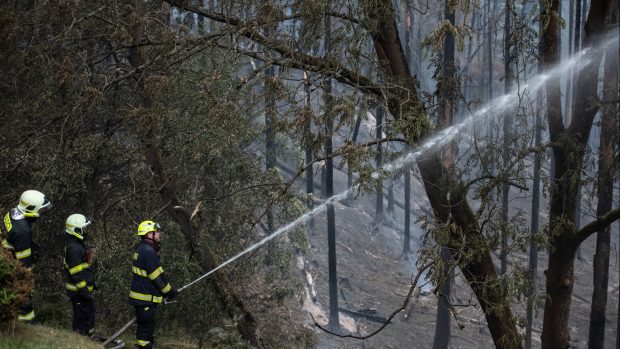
[66,214,91,238]
[137,220,161,236]
[17,190,51,218]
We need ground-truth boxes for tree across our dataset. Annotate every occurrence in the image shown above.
[163,0,524,345]
[539,0,619,347]
[587,19,619,348]
[432,0,457,347]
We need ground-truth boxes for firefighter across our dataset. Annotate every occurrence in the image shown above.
[129,220,177,349]
[1,189,51,322]
[64,213,95,336]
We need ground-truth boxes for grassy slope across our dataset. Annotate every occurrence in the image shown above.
[0,323,102,349]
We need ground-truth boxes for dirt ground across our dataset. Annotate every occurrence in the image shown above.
[289,167,619,349]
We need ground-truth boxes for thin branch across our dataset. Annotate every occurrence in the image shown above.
[312,262,433,339]
[165,0,383,98]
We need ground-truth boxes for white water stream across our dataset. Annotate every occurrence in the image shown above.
[179,33,619,293]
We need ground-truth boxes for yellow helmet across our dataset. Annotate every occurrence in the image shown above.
[66,214,91,239]
[137,220,161,236]
[17,190,51,218]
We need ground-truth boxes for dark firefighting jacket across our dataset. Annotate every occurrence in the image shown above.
[2,209,36,267]
[128,240,172,306]
[64,233,94,298]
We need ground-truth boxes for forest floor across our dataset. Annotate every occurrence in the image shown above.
[283,166,620,349]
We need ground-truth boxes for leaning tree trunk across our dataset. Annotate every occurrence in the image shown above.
[126,21,262,346]
[540,0,615,347]
[366,3,521,347]
[588,33,618,349]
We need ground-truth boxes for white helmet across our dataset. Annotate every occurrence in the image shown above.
[17,190,51,218]
[66,214,91,238]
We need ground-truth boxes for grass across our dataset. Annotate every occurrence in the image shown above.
[0,322,102,349]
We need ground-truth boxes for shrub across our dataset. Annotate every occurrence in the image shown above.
[0,248,34,324]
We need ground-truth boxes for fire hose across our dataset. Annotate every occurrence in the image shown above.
[102,191,348,347]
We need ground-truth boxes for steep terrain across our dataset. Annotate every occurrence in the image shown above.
[290,166,619,349]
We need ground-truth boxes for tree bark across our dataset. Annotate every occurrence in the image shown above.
[304,71,315,235]
[526,20,544,345]
[374,104,384,227]
[323,6,340,332]
[500,0,514,283]
[433,1,456,346]
[368,4,520,347]
[540,0,615,347]
[587,34,618,349]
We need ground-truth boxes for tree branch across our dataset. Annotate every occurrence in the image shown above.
[312,262,432,339]
[165,0,383,98]
[575,208,620,245]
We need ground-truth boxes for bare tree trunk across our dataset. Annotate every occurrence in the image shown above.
[304,71,314,236]
[526,80,543,349]
[265,65,276,234]
[526,15,545,344]
[540,0,614,347]
[346,114,362,203]
[401,0,414,258]
[486,0,497,178]
[403,168,412,257]
[500,0,513,283]
[374,104,384,228]
[323,5,340,332]
[588,36,618,349]
[433,1,457,346]
[565,0,575,122]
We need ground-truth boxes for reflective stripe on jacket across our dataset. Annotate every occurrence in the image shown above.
[128,240,172,306]
[64,234,94,297]
[2,209,35,267]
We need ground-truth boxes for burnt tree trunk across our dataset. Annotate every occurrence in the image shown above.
[374,104,384,227]
[433,0,456,346]
[323,6,340,332]
[526,19,544,346]
[588,33,618,349]
[368,3,521,347]
[304,71,315,235]
[540,0,616,347]
[500,0,514,283]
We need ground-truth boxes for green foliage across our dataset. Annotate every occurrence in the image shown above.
[0,248,33,324]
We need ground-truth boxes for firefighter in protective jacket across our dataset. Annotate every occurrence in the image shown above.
[64,213,95,336]
[1,190,51,322]
[129,220,177,349]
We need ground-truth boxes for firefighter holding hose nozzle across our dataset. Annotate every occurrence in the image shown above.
[128,220,177,349]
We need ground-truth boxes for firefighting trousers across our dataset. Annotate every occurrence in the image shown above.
[17,294,35,322]
[70,295,95,336]
[135,305,157,348]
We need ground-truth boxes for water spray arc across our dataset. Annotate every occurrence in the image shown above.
[102,36,613,346]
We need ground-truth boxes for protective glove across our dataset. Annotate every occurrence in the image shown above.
[79,287,94,301]
[165,288,178,300]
